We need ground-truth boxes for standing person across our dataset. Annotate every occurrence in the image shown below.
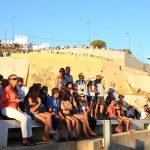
[1,74,34,146]
[87,81,95,117]
[25,85,53,143]
[65,66,73,83]
[93,75,105,119]
[75,73,86,95]
[108,82,117,101]
[55,68,67,89]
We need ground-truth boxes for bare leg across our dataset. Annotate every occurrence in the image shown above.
[95,104,99,119]
[71,116,81,137]
[65,118,72,138]
[35,114,50,141]
[115,118,122,133]
[39,112,52,131]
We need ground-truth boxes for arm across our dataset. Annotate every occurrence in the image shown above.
[55,76,59,88]
[28,97,41,112]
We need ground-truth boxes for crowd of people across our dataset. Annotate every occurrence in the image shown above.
[0,66,149,146]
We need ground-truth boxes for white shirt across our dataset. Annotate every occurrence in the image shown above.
[141,108,148,119]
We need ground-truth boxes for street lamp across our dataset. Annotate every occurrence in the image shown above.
[12,16,15,42]
[87,21,91,46]
[126,32,131,50]
[139,42,143,62]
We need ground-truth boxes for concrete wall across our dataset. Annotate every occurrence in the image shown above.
[124,53,145,72]
[122,69,150,93]
[59,48,150,73]
[0,57,29,84]
[112,130,150,150]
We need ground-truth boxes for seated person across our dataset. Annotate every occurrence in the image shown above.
[107,100,123,133]
[116,106,132,133]
[24,85,53,143]
[141,104,150,119]
[60,88,81,140]
[46,88,66,141]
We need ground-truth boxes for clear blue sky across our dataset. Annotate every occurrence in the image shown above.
[0,0,150,63]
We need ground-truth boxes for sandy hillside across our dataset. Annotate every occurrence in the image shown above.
[11,52,133,94]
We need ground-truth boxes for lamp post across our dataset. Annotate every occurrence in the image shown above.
[139,42,143,62]
[126,32,131,50]
[87,21,91,46]
[12,16,15,42]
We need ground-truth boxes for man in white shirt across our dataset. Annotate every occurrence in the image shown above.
[93,75,105,119]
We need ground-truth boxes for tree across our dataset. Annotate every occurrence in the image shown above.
[122,49,132,55]
[90,40,106,49]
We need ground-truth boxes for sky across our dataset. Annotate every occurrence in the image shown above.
[0,0,150,63]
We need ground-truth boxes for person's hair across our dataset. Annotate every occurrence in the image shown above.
[52,87,59,96]
[0,74,3,80]
[41,86,48,93]
[25,85,41,103]
[8,74,17,82]
[59,68,65,72]
[118,95,122,99]
[17,77,24,83]
[39,89,48,107]
[7,74,18,94]
[32,83,41,88]
[65,82,73,88]
[66,66,70,69]
[87,80,93,87]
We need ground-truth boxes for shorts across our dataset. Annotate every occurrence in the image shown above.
[96,96,105,105]
[87,96,95,102]
[109,117,118,120]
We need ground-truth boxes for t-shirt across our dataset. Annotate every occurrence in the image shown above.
[108,87,116,100]
[65,74,73,83]
[46,96,59,113]
[93,80,105,97]
[75,80,86,94]
[141,109,148,119]
[17,85,25,100]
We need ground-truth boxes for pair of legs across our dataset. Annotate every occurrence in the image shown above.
[52,115,63,139]
[65,115,80,138]
[110,117,123,133]
[95,97,105,119]
[87,97,95,117]
[2,107,32,142]
[35,112,52,142]
[73,114,97,137]
[119,116,132,132]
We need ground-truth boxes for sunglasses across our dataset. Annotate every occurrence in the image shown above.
[10,78,18,81]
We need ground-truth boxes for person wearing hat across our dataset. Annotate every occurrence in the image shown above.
[75,73,86,95]
[93,75,105,119]
[55,68,67,90]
